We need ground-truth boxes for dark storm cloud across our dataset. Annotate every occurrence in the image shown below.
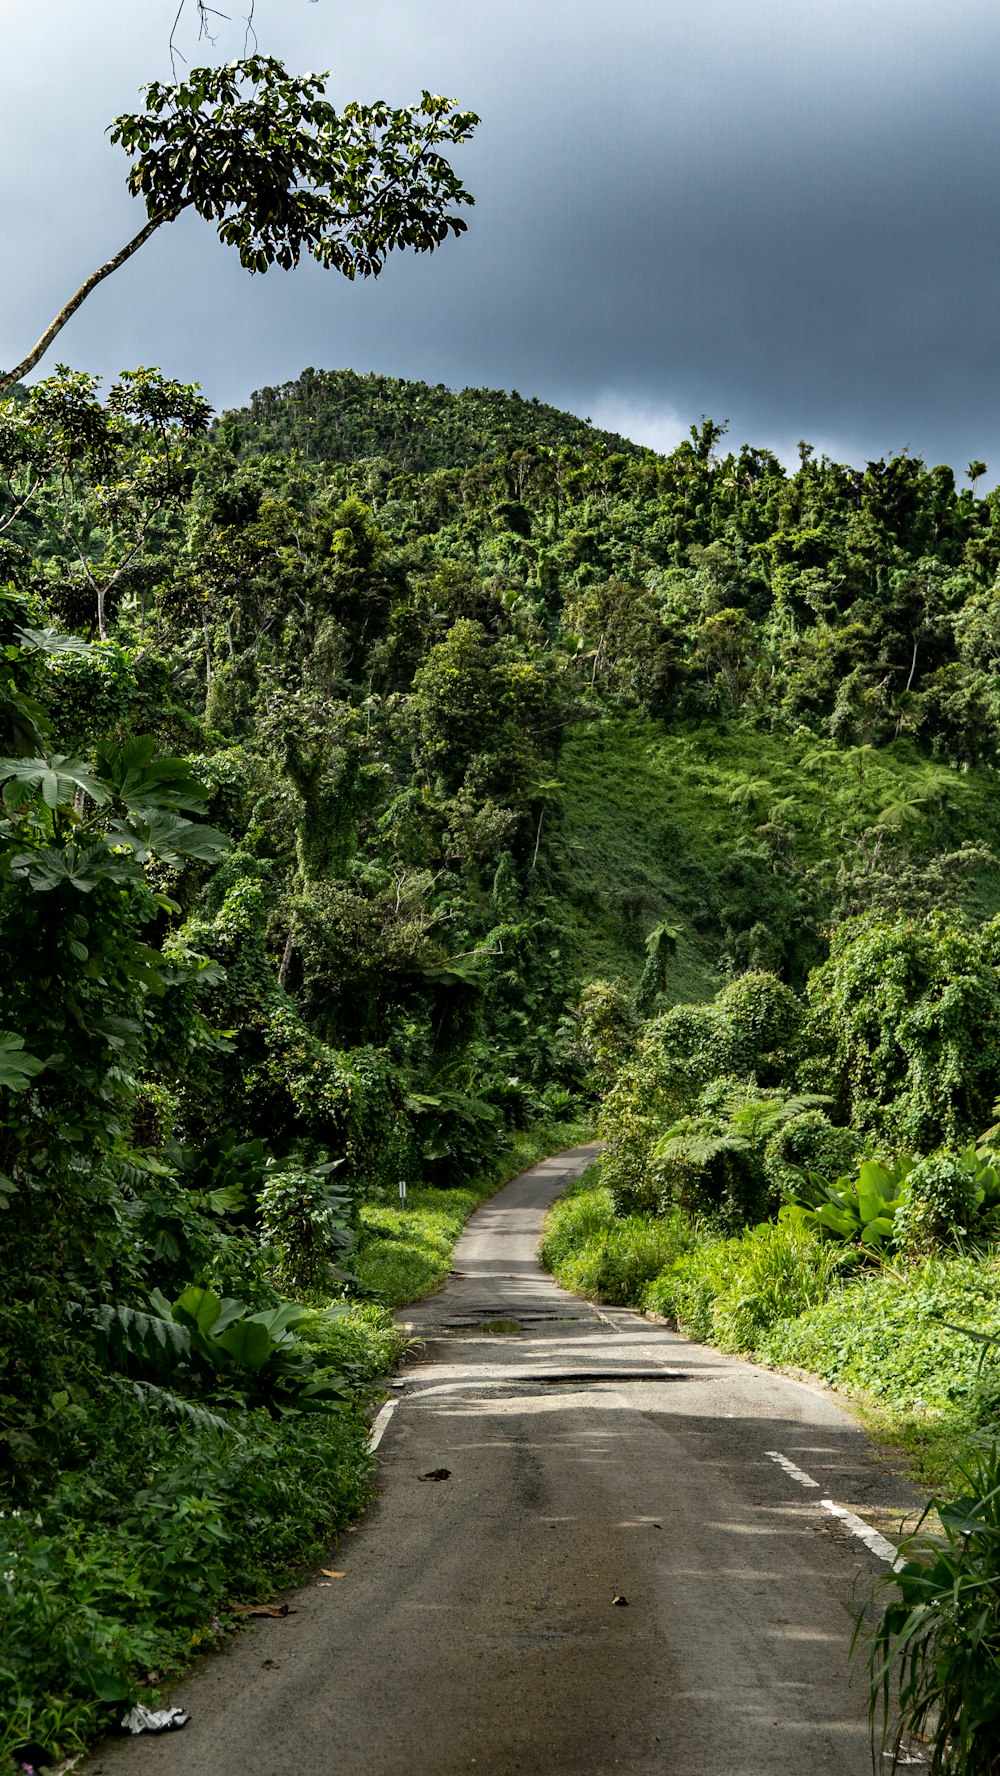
[3,0,999,474]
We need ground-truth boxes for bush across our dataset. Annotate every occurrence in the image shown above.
[895,1151,985,1255]
[763,1109,863,1199]
[866,1437,1000,1773]
[762,1255,1000,1413]
[539,1176,700,1305]
[0,1386,373,1763]
[645,1219,839,1351]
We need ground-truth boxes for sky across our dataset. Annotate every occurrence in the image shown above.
[2,0,999,476]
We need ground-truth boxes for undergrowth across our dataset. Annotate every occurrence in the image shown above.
[0,1303,402,1765]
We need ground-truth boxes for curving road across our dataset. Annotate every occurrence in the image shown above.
[87,1145,915,1776]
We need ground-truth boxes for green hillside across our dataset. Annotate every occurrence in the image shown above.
[217,366,642,471]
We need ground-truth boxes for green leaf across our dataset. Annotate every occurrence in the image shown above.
[0,1031,45,1091]
[215,1319,273,1371]
[173,1285,223,1336]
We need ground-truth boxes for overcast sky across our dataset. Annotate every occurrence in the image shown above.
[3,0,999,475]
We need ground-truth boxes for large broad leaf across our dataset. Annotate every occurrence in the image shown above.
[858,1161,898,1203]
[0,753,108,810]
[248,1304,310,1343]
[0,1031,45,1091]
[9,840,138,893]
[14,625,98,658]
[814,1203,859,1237]
[94,737,210,815]
[215,1318,273,1372]
[108,810,229,867]
[860,1216,896,1245]
[173,1284,224,1336]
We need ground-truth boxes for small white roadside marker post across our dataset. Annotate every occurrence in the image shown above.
[399,1178,407,1205]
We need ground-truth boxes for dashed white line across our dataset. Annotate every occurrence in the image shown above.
[764,1449,821,1489]
[820,1498,903,1568]
[765,1450,901,1567]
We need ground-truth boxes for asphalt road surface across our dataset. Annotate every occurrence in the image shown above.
[87,1145,916,1776]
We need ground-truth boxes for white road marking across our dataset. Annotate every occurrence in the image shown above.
[368,1400,398,1452]
[820,1498,903,1569]
[765,1450,902,1567]
[765,1449,821,1488]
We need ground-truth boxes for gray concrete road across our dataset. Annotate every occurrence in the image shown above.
[87,1145,914,1776]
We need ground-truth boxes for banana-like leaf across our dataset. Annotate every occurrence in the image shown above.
[215,1318,273,1371]
[173,1284,225,1336]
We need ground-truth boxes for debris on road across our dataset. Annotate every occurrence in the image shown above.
[612,1595,629,1607]
[232,1602,295,1618]
[120,1706,189,1735]
[418,1468,451,1481]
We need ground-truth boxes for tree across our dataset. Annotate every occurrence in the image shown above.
[0,57,478,396]
[0,365,212,640]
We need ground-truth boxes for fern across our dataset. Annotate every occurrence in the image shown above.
[93,1301,191,1370]
[125,1378,238,1439]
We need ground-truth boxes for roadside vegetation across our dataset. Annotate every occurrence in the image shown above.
[8,134,1000,1774]
[356,1121,590,1305]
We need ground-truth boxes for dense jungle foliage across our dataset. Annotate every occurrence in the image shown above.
[6,362,1000,1764]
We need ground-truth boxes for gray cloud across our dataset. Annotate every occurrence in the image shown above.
[3,0,999,476]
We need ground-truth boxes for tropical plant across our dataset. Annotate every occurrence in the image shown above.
[93,1284,352,1415]
[865,1440,1000,1774]
[781,1156,915,1251]
[1,60,478,393]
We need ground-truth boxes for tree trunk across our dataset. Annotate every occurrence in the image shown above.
[0,213,168,397]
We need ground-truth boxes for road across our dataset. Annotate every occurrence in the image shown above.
[87,1144,915,1776]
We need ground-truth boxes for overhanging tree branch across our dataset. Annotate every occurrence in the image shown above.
[1,57,477,401]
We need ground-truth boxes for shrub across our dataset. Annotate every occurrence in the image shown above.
[645,1219,839,1351]
[804,912,1000,1147]
[539,1178,700,1305]
[763,1109,863,1199]
[895,1151,987,1255]
[258,1162,356,1295]
[762,1255,1000,1411]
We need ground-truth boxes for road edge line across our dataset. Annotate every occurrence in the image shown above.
[368,1400,397,1453]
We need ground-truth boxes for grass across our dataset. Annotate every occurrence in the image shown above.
[538,1167,700,1303]
[541,1167,1000,1492]
[355,1119,592,1307]
[549,712,1000,991]
[0,1301,403,1766]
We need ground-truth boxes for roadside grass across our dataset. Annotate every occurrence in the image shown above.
[356,1120,593,1307]
[541,1167,1000,1491]
[1,1124,596,1765]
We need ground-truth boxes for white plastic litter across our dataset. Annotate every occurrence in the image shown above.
[121,1705,190,1735]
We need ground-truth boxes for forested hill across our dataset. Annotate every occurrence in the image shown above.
[9,358,1000,1761]
[217,367,642,470]
[7,359,1000,1750]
